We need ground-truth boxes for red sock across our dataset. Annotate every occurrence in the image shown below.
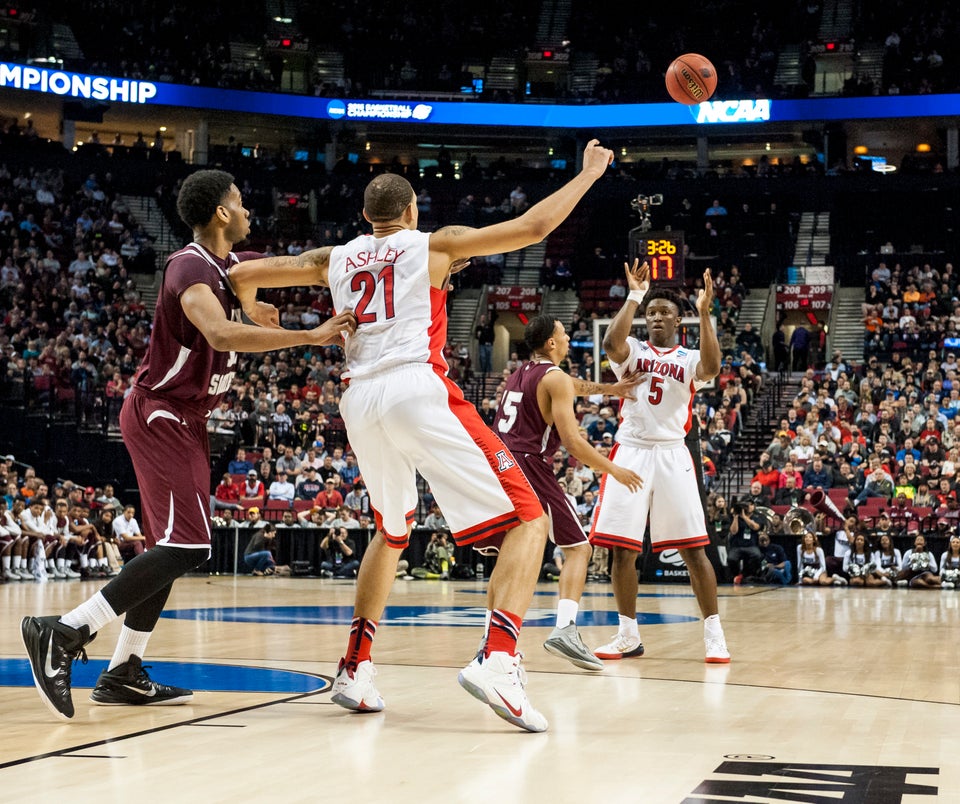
[485,609,521,657]
[344,617,377,671]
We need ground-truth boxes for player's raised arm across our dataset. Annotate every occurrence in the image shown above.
[428,140,614,280]
[695,267,721,381]
[602,259,648,365]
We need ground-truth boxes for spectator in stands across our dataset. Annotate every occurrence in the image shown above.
[228,447,254,475]
[766,431,794,470]
[214,472,244,513]
[773,474,805,507]
[296,466,323,500]
[752,454,781,497]
[789,325,810,372]
[267,469,295,504]
[240,507,267,529]
[112,504,146,561]
[315,477,344,510]
[242,470,265,501]
[854,456,895,506]
[802,455,833,491]
[744,480,773,508]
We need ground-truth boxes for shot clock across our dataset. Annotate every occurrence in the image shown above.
[628,229,685,286]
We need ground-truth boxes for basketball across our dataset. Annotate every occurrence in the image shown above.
[665,53,718,105]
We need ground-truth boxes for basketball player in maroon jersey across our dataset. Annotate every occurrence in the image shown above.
[493,315,642,670]
[21,169,357,719]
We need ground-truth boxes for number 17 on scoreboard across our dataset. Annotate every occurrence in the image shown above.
[628,228,685,287]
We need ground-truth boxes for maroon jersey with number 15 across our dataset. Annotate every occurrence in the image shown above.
[132,243,260,412]
[493,360,562,460]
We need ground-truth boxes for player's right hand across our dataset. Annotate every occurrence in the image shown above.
[313,309,357,345]
[581,139,615,178]
[624,258,650,294]
[612,466,643,493]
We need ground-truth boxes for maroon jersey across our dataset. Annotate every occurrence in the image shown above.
[493,360,562,460]
[132,243,260,413]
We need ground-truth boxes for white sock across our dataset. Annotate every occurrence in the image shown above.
[61,591,118,635]
[704,614,723,635]
[13,555,21,570]
[556,598,579,628]
[56,558,65,569]
[79,555,89,569]
[2,555,9,571]
[109,626,152,671]
[484,609,492,637]
[619,614,639,638]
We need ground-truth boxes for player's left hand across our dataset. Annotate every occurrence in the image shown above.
[244,301,281,329]
[696,267,714,316]
[313,309,358,346]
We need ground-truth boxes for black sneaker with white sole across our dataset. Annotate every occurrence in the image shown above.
[21,615,94,720]
[90,655,193,706]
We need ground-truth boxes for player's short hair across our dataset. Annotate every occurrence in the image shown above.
[364,173,414,222]
[641,287,684,316]
[176,169,235,229]
[524,314,560,352]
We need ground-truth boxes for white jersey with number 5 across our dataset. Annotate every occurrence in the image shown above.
[328,229,447,380]
[610,338,707,444]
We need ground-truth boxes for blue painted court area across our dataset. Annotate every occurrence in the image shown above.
[161,605,699,627]
[1,658,328,693]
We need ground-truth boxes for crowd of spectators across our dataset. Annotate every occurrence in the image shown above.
[701,254,960,589]
[15,2,960,104]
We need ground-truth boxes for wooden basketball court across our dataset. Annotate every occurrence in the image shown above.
[1,576,956,802]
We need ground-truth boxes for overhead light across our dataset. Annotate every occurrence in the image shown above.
[159,126,167,132]
[916,143,931,153]
[854,145,868,155]
[273,16,292,23]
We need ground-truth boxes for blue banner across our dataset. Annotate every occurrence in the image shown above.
[3,60,960,128]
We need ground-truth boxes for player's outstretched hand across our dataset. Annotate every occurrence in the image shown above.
[313,309,357,345]
[581,139,615,179]
[611,466,643,493]
[624,258,650,295]
[245,301,281,329]
[696,267,714,316]
[608,367,647,400]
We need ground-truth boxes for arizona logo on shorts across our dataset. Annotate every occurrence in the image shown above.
[495,450,516,471]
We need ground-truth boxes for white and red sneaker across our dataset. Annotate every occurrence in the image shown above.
[458,651,547,733]
[331,659,384,712]
[593,633,645,660]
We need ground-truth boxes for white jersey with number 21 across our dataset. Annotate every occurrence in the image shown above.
[328,229,446,381]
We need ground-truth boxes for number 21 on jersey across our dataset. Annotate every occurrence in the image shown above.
[351,265,396,323]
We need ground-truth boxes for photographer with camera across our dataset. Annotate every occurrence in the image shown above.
[320,526,359,579]
[726,499,764,585]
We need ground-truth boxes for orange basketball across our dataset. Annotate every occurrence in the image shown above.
[665,53,718,105]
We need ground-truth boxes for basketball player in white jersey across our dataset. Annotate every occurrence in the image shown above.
[229,139,617,732]
[589,260,730,663]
